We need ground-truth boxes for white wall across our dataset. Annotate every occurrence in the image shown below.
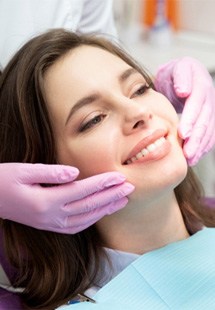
[114,0,215,37]
[179,0,215,36]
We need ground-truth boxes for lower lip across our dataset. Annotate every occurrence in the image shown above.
[126,138,171,165]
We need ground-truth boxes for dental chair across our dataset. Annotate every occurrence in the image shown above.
[204,197,215,209]
[0,288,22,309]
[0,231,22,309]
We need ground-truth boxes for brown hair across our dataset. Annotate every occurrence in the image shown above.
[0,29,214,309]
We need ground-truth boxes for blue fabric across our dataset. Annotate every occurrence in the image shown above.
[61,228,215,310]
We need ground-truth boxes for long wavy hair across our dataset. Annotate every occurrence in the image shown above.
[0,29,214,309]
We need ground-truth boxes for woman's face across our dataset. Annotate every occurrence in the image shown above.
[44,45,187,201]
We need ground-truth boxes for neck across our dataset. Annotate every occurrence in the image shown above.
[96,192,189,255]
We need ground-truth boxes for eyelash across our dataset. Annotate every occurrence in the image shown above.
[79,84,150,132]
[132,84,150,98]
[79,114,106,132]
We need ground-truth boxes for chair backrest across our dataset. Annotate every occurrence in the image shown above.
[204,197,215,208]
[0,288,22,309]
[0,230,22,309]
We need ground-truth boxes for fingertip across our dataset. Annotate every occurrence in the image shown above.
[183,140,201,166]
[183,147,195,166]
[123,182,135,194]
[106,197,128,215]
[178,121,192,139]
[57,166,80,182]
[180,130,191,140]
[186,155,199,167]
[103,172,126,187]
[182,138,195,159]
[175,87,190,98]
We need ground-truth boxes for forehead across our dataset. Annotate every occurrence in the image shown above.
[43,45,133,125]
[45,45,131,84]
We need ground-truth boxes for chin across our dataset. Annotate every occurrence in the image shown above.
[126,152,188,203]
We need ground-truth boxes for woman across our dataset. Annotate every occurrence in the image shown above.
[0,29,214,309]
[0,0,215,237]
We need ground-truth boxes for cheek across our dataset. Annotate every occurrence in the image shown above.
[76,152,115,179]
[152,93,179,124]
[57,139,116,180]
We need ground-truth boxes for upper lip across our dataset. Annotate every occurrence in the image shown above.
[123,129,167,164]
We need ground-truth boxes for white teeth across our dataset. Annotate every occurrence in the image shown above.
[141,148,149,156]
[136,152,143,159]
[147,143,156,152]
[154,137,165,146]
[125,136,166,164]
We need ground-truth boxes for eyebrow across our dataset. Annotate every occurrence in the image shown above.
[65,67,139,126]
[119,67,139,82]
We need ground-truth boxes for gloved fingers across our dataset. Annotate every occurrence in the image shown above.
[182,100,213,165]
[154,75,170,94]
[185,107,215,166]
[19,163,79,184]
[183,127,206,166]
[52,172,126,204]
[198,99,215,154]
[155,79,185,113]
[172,58,193,97]
[178,85,205,139]
[204,111,215,153]
[62,197,129,234]
[158,80,176,101]
[154,59,190,113]
[154,59,178,90]
[62,182,134,215]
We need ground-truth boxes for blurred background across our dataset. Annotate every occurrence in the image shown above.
[113,0,215,198]
[113,0,215,77]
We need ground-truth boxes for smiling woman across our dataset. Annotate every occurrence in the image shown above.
[0,29,215,309]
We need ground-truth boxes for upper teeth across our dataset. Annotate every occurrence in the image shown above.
[126,137,166,164]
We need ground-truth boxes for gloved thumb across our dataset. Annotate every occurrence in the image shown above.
[19,163,79,185]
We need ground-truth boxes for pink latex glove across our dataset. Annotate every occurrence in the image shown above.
[154,57,215,166]
[0,163,134,233]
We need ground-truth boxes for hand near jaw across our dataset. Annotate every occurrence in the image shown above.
[155,57,215,166]
[0,163,134,233]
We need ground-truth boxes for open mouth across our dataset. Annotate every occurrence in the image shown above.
[124,136,166,165]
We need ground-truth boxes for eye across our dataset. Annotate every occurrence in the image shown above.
[79,114,106,132]
[132,84,150,98]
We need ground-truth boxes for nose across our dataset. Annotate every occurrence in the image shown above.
[122,101,152,135]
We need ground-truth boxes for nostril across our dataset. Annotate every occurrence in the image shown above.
[133,120,144,129]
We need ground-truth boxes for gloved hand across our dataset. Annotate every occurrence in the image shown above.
[0,163,134,233]
[154,57,215,166]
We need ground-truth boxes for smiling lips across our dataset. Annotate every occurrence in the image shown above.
[124,129,169,165]
[125,137,166,164]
